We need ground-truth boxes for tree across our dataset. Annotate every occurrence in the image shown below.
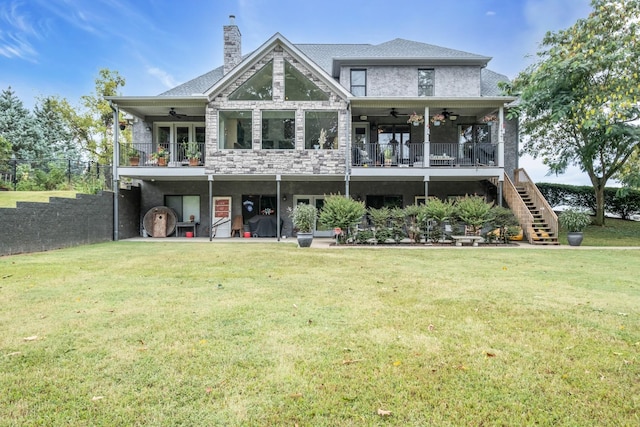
[33,96,79,162]
[505,0,640,225]
[60,69,126,165]
[0,87,45,159]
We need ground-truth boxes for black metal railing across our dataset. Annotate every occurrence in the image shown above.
[352,142,496,167]
[120,142,205,166]
[0,158,112,191]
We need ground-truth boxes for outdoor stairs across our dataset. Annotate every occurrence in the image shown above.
[516,186,559,245]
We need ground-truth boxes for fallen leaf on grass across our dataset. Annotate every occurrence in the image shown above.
[23,336,38,341]
[393,360,402,366]
[91,396,104,401]
[7,351,22,357]
[377,408,392,416]
[485,352,496,358]
[205,387,212,394]
[342,359,363,365]
[428,324,435,331]
[289,393,303,399]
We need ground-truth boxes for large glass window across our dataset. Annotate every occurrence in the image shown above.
[219,111,252,149]
[229,61,273,100]
[305,111,338,149]
[165,195,200,222]
[262,111,295,149]
[284,61,329,101]
[350,69,366,96]
[418,69,434,96]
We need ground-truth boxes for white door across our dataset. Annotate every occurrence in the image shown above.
[212,196,232,238]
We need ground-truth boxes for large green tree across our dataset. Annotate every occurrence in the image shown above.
[34,96,79,162]
[505,0,640,225]
[56,68,126,165]
[0,87,46,159]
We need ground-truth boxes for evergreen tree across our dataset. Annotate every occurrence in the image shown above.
[34,96,80,162]
[0,87,45,159]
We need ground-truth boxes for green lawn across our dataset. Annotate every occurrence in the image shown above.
[1,242,638,425]
[0,191,78,208]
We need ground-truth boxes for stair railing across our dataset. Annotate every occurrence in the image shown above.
[503,172,537,244]
[513,168,558,240]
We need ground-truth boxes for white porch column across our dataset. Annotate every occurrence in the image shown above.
[423,107,430,168]
[498,106,505,168]
[276,174,281,241]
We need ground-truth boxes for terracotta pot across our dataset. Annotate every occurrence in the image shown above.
[189,158,199,166]
[129,157,139,166]
[157,157,167,166]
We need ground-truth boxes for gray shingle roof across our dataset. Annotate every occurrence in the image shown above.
[160,37,506,97]
[481,69,509,96]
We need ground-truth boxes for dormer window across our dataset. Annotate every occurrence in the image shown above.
[350,69,366,96]
[418,69,434,96]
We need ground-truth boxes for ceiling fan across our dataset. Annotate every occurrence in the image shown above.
[441,108,458,120]
[389,108,409,118]
[169,108,187,119]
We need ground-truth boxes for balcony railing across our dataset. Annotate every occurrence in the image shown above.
[120,142,205,167]
[352,143,497,167]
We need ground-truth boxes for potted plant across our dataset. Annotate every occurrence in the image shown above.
[558,208,591,246]
[481,114,498,126]
[151,146,169,166]
[383,147,393,166]
[183,142,201,166]
[289,203,317,247]
[407,112,424,127]
[125,144,140,166]
[431,113,445,126]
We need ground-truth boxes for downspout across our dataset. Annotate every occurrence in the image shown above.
[345,104,351,197]
[109,101,119,241]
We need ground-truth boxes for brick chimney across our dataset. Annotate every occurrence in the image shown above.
[223,15,241,74]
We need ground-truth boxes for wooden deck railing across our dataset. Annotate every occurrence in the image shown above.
[511,168,558,242]
[503,172,537,243]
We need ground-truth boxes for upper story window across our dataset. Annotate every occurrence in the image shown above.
[350,69,366,96]
[229,61,273,100]
[219,111,252,149]
[284,61,329,101]
[305,111,338,149]
[262,111,295,150]
[418,69,434,96]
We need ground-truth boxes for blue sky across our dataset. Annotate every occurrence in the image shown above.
[0,0,593,184]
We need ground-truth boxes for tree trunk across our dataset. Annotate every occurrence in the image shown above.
[593,183,606,226]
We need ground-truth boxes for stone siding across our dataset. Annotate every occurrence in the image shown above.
[206,45,349,176]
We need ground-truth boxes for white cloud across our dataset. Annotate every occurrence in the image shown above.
[486,11,496,16]
[0,1,40,60]
[147,67,177,89]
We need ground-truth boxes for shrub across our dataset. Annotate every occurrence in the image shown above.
[454,195,494,234]
[318,194,366,242]
[289,203,317,233]
[559,209,592,232]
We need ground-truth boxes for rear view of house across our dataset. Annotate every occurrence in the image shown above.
[108,15,557,244]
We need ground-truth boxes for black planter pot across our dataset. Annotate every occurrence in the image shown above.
[567,232,584,246]
[296,232,314,248]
